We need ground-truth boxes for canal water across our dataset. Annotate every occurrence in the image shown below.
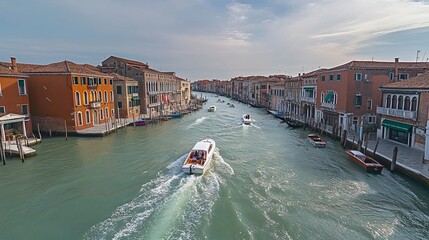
[1,93,428,240]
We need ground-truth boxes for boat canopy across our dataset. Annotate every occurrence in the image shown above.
[192,141,211,151]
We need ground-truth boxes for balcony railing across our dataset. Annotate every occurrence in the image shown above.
[301,96,315,103]
[321,102,336,110]
[149,102,160,107]
[130,93,139,97]
[88,84,98,88]
[376,107,417,120]
[285,96,294,101]
[90,101,101,108]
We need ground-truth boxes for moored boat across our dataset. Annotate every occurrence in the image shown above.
[346,150,384,174]
[208,106,217,112]
[167,113,183,119]
[242,114,252,125]
[182,139,216,175]
[308,134,326,147]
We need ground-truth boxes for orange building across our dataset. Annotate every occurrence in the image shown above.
[0,57,32,140]
[24,61,115,133]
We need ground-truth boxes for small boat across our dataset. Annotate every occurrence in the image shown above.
[346,150,384,174]
[132,118,149,126]
[182,139,216,175]
[208,106,217,112]
[242,114,252,125]
[283,117,303,128]
[230,104,235,108]
[308,134,326,148]
[167,113,183,119]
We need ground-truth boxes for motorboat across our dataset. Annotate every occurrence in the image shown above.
[182,139,216,175]
[208,106,217,112]
[167,113,183,119]
[346,150,384,174]
[242,114,252,125]
[307,134,327,148]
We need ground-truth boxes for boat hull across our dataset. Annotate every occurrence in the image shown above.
[346,150,383,174]
[182,139,216,175]
[242,115,252,125]
[308,134,326,148]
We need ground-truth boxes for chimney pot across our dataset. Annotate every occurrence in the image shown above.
[11,57,17,71]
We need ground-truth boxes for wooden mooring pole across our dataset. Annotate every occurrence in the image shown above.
[341,130,347,149]
[65,120,68,141]
[0,136,6,165]
[37,123,42,141]
[391,146,398,171]
[373,137,380,158]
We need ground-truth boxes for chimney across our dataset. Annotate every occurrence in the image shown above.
[11,57,17,71]
[394,57,399,81]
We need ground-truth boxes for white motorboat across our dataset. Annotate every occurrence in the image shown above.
[208,106,217,112]
[182,139,216,175]
[242,114,252,125]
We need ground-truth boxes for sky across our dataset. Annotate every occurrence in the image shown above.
[1,0,429,80]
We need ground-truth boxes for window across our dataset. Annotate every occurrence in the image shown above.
[366,99,372,110]
[355,73,362,81]
[75,91,81,106]
[100,109,104,120]
[81,77,87,85]
[329,74,334,81]
[111,109,115,119]
[105,107,109,118]
[368,116,376,124]
[88,77,96,86]
[104,78,107,85]
[354,93,362,106]
[398,96,403,110]
[399,73,408,80]
[98,78,102,85]
[0,106,5,114]
[110,91,114,102]
[116,86,122,94]
[336,74,341,80]
[84,91,88,105]
[104,91,108,103]
[411,97,417,111]
[392,95,397,109]
[85,110,90,124]
[77,112,83,126]
[389,72,394,80]
[404,96,410,110]
[118,101,122,109]
[321,75,325,81]
[110,79,113,85]
[18,79,26,95]
[98,91,102,102]
[22,104,28,115]
[73,77,79,85]
[386,95,391,108]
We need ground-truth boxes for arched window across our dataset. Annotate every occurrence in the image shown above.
[104,91,108,103]
[404,96,410,110]
[84,91,89,105]
[392,95,397,109]
[77,111,83,126]
[90,91,95,102]
[98,91,102,102]
[75,92,81,106]
[105,107,109,118]
[111,109,115,119]
[321,93,324,103]
[386,95,391,108]
[110,91,114,102]
[411,97,417,111]
[100,108,104,120]
[398,96,403,110]
[85,110,90,124]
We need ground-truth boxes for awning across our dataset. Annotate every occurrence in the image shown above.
[132,96,140,100]
[324,92,333,102]
[382,119,413,133]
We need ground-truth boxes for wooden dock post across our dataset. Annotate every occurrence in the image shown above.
[357,140,362,151]
[341,130,347,148]
[391,146,398,171]
[373,137,380,158]
[37,123,42,141]
[0,136,6,165]
[364,132,369,154]
[65,120,68,141]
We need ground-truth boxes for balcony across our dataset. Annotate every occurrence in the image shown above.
[285,96,294,101]
[149,102,160,107]
[321,102,336,110]
[301,96,315,103]
[90,101,101,108]
[88,84,98,88]
[130,93,139,98]
[376,107,417,120]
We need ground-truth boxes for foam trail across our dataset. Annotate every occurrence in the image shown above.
[188,117,207,128]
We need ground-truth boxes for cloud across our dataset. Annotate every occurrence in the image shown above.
[1,0,429,79]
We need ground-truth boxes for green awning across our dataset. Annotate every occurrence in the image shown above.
[325,92,333,102]
[132,96,140,100]
[382,119,413,133]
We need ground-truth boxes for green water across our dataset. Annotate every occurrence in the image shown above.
[1,93,428,240]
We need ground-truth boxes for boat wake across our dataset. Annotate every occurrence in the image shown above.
[84,151,230,240]
[188,117,207,128]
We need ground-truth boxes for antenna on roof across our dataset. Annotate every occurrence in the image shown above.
[416,50,421,62]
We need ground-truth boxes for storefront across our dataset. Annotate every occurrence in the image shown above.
[382,119,413,146]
